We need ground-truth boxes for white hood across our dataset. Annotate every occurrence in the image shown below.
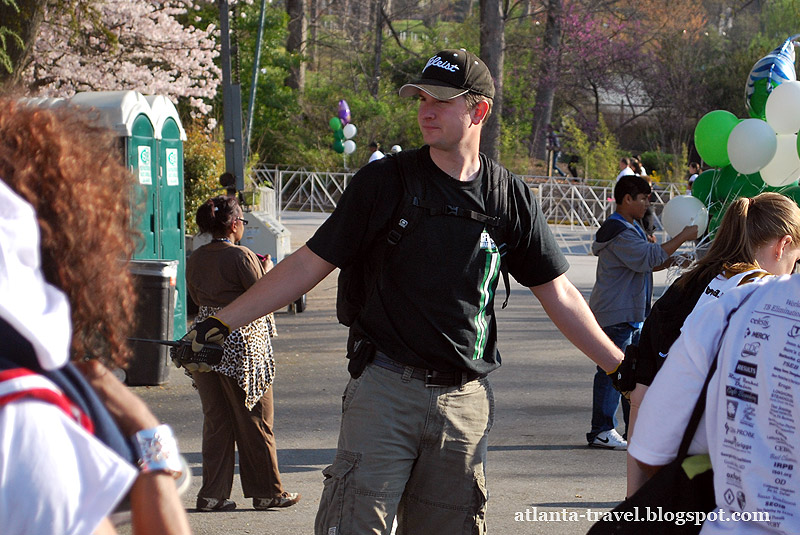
[0,179,72,370]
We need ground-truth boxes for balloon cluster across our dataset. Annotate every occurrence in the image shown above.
[689,34,800,239]
[330,99,357,155]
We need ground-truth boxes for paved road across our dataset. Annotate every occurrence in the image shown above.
[121,214,674,535]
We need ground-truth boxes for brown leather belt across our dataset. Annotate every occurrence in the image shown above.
[372,351,484,387]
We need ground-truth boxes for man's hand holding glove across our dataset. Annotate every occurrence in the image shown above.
[173,316,230,372]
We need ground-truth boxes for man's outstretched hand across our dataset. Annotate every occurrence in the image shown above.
[185,316,230,351]
[177,316,231,372]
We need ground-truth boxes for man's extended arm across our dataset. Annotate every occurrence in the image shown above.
[215,245,336,331]
[530,273,623,372]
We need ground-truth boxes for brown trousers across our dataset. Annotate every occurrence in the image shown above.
[192,371,284,500]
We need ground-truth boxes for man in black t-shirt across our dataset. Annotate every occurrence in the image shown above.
[185,48,624,534]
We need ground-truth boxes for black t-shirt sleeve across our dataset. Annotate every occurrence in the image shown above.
[307,158,402,268]
[504,177,570,287]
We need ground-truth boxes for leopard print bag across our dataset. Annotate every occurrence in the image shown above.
[194,306,276,410]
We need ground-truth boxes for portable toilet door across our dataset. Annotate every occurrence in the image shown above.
[70,91,160,259]
[146,95,188,336]
[129,113,159,259]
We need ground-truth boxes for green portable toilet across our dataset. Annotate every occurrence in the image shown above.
[70,91,160,258]
[69,91,178,384]
[145,95,188,337]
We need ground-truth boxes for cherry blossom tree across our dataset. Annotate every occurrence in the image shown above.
[18,1,220,116]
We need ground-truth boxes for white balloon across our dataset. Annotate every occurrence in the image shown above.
[661,195,709,238]
[727,119,777,175]
[342,123,357,140]
[760,133,800,187]
[343,139,356,154]
[766,80,800,134]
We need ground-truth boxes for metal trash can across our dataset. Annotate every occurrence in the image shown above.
[127,259,178,385]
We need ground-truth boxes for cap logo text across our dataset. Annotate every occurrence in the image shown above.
[425,55,460,74]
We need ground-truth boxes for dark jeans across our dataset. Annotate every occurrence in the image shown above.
[587,323,637,443]
[551,151,566,177]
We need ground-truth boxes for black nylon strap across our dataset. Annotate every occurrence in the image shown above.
[676,288,757,459]
[411,196,501,227]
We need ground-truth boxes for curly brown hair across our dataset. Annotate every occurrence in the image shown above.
[0,97,138,368]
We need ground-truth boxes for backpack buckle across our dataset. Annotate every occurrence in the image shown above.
[445,204,459,216]
[387,229,402,245]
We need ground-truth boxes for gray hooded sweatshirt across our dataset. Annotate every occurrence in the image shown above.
[589,214,669,328]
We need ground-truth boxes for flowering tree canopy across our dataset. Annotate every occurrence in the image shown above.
[21,0,220,115]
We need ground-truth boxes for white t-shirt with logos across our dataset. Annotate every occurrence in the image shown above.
[693,269,770,311]
[630,275,800,534]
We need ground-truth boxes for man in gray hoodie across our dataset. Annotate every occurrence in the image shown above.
[587,175,697,450]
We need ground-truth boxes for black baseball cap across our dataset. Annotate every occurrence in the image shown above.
[399,49,495,100]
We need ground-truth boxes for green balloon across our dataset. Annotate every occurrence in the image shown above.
[766,180,800,193]
[712,165,766,202]
[694,110,739,167]
[747,78,776,121]
[332,139,344,153]
[706,204,728,240]
[334,129,345,140]
[691,169,716,205]
[329,117,343,131]
[780,185,800,207]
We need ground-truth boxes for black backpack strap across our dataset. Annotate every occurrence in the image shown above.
[387,151,426,246]
[412,196,501,227]
[484,157,511,308]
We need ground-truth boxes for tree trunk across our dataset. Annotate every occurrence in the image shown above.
[308,0,317,70]
[479,0,504,161]
[286,0,307,91]
[371,0,383,98]
[529,0,562,160]
[0,0,45,88]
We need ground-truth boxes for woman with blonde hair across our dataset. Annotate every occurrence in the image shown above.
[622,192,800,495]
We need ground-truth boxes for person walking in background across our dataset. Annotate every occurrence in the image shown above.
[630,157,645,176]
[183,48,624,534]
[638,157,647,175]
[616,157,634,181]
[546,123,566,177]
[587,175,697,450]
[185,195,299,512]
[368,141,385,162]
[622,192,800,495]
[639,175,657,243]
[0,97,190,535]
[687,161,701,193]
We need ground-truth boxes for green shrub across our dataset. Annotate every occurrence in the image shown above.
[183,124,225,234]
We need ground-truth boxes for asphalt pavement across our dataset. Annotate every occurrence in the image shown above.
[120,213,674,535]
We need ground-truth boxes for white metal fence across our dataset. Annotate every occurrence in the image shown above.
[250,166,685,254]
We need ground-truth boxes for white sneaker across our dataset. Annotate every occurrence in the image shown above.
[589,429,627,450]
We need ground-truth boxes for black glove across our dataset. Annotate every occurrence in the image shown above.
[178,316,230,372]
[609,345,638,399]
